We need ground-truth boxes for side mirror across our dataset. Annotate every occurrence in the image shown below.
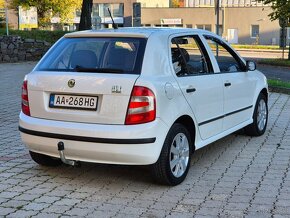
[246,60,256,71]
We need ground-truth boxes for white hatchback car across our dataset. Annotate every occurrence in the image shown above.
[19,28,268,185]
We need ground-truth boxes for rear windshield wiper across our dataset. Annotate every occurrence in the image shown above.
[75,66,124,73]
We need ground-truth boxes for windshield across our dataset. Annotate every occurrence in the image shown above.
[36,37,147,74]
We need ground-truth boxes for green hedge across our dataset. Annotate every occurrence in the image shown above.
[0,29,70,44]
[268,79,290,89]
[258,59,290,67]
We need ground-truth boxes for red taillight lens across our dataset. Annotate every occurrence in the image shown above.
[125,86,156,125]
[21,80,30,116]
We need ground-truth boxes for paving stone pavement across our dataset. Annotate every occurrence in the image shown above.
[0,62,290,218]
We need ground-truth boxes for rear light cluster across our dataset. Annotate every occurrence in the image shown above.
[21,80,30,116]
[125,86,156,125]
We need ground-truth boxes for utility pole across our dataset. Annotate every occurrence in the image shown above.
[215,0,220,36]
[215,0,220,57]
[5,0,9,36]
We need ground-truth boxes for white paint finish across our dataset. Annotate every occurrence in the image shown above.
[164,82,174,99]
[222,71,257,130]
[175,74,224,140]
[20,28,268,166]
[19,112,168,165]
[27,72,138,124]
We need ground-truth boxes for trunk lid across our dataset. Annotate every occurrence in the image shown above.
[27,71,138,124]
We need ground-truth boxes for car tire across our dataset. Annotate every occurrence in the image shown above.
[152,123,193,186]
[29,151,62,167]
[244,93,268,136]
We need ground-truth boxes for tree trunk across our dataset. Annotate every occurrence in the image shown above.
[79,0,93,31]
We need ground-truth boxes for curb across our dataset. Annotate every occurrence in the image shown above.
[269,86,290,95]
[257,63,290,68]
[234,48,289,53]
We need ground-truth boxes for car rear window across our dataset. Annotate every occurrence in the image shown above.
[36,37,147,75]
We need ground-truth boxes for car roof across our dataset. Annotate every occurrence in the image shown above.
[64,27,208,38]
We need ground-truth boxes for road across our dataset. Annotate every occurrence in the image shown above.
[0,62,289,217]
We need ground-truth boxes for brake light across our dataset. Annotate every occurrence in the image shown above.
[125,86,156,125]
[21,80,30,116]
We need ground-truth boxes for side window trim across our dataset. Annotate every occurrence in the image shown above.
[170,34,214,77]
[193,35,214,73]
[204,35,247,72]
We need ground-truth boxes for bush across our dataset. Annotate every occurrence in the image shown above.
[258,59,290,67]
[0,29,70,44]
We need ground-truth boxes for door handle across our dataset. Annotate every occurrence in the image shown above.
[224,82,231,87]
[186,88,196,93]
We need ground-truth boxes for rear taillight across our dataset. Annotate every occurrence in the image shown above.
[21,80,30,116]
[125,86,156,125]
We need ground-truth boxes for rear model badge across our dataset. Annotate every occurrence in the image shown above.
[68,79,75,88]
[112,85,122,93]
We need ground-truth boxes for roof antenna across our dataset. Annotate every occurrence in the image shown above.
[107,8,118,29]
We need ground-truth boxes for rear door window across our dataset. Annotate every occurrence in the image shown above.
[171,35,213,76]
[36,37,147,75]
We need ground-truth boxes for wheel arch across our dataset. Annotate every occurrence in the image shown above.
[260,88,268,103]
[173,115,196,151]
[251,87,268,116]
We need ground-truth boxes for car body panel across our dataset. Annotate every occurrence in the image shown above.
[27,71,139,124]
[19,27,268,166]
[19,112,169,165]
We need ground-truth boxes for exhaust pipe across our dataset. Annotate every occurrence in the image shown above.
[57,141,80,167]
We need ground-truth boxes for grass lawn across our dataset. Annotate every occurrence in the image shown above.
[258,59,290,67]
[268,79,290,89]
[232,44,283,50]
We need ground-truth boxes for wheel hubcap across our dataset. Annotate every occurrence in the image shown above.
[257,99,267,131]
[169,133,190,178]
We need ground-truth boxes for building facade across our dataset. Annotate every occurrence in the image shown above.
[91,0,136,27]
[93,0,288,45]
[141,7,281,45]
[137,0,169,7]
[4,0,289,45]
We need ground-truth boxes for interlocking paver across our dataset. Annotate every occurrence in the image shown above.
[0,207,16,216]
[0,62,289,217]
[41,205,72,214]
[64,207,94,216]
[0,199,29,209]
[6,210,38,218]
[32,212,61,218]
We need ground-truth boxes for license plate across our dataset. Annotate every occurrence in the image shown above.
[49,94,98,111]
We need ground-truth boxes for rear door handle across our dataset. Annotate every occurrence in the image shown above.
[224,82,231,87]
[186,88,196,93]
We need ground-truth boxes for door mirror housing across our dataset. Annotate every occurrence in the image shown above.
[246,61,256,71]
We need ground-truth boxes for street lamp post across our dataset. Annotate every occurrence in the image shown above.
[215,0,219,36]
[215,0,220,57]
[5,0,9,36]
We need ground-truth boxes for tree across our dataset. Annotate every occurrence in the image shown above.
[170,0,181,8]
[261,0,289,21]
[0,0,5,8]
[79,0,92,30]
[55,0,82,24]
[10,0,82,28]
[0,0,6,28]
[261,0,290,59]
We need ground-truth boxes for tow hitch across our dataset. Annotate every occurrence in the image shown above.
[57,141,80,167]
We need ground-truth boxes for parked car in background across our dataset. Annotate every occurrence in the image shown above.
[19,28,268,185]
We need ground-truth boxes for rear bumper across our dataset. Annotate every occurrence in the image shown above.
[19,112,169,165]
